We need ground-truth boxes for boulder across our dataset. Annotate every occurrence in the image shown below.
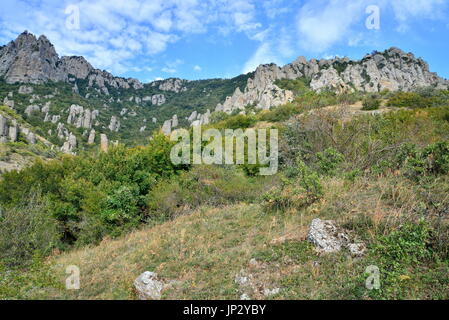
[307,219,366,256]
[134,272,165,300]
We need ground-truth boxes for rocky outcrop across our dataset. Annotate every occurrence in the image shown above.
[18,85,33,94]
[216,65,294,114]
[307,219,366,257]
[0,31,143,93]
[161,120,172,135]
[156,78,187,93]
[134,271,179,300]
[108,116,120,132]
[161,114,180,135]
[151,94,166,106]
[61,133,77,154]
[189,109,211,127]
[24,105,40,116]
[215,47,448,114]
[0,115,33,144]
[67,105,98,129]
[100,134,108,152]
[87,129,96,144]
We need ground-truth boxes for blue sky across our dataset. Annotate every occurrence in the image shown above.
[0,0,448,82]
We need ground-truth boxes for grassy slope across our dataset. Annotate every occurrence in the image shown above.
[33,173,448,300]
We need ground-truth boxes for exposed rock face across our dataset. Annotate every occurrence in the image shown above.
[24,104,40,116]
[171,114,178,128]
[87,129,96,144]
[134,272,166,300]
[0,31,143,92]
[67,105,98,129]
[216,47,448,113]
[151,94,166,106]
[157,78,187,93]
[3,97,14,109]
[61,133,77,154]
[216,65,294,114]
[18,85,33,94]
[100,134,108,152]
[307,219,366,256]
[108,116,120,132]
[161,119,172,135]
[190,109,211,126]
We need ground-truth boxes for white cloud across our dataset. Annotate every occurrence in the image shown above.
[296,0,368,52]
[391,0,446,32]
[0,0,263,75]
[194,65,202,71]
[242,42,281,74]
[295,0,448,53]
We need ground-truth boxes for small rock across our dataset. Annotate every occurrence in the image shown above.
[134,271,165,300]
[263,288,280,297]
[240,293,251,300]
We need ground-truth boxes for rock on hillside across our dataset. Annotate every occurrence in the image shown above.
[0,31,143,93]
[216,48,448,114]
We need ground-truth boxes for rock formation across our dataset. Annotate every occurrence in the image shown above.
[67,105,98,129]
[0,31,143,93]
[151,94,166,106]
[61,133,77,154]
[308,219,366,256]
[100,134,109,152]
[156,78,187,93]
[108,116,120,132]
[87,129,96,144]
[215,47,448,114]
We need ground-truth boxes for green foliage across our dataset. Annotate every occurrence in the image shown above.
[0,255,62,299]
[147,166,273,221]
[257,103,301,122]
[387,90,449,109]
[263,158,323,212]
[0,134,187,247]
[315,148,345,176]
[368,221,433,299]
[403,141,449,179]
[0,194,60,267]
[214,114,257,130]
[362,95,381,110]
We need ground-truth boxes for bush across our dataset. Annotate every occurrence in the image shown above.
[257,103,301,122]
[368,221,433,299]
[362,96,381,110]
[147,166,274,220]
[315,148,345,176]
[0,194,60,267]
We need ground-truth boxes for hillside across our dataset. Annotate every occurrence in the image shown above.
[0,31,447,158]
[1,88,449,299]
[1,30,449,301]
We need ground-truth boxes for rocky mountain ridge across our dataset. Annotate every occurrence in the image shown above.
[1,31,448,145]
[216,48,448,114]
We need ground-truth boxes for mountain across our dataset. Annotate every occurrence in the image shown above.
[0,31,448,159]
[0,31,143,92]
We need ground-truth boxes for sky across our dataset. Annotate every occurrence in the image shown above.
[0,0,448,83]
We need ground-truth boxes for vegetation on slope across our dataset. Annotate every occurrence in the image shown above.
[1,84,449,300]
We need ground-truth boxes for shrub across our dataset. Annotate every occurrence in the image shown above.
[403,141,449,179]
[368,221,432,299]
[362,96,381,110]
[315,148,345,176]
[257,103,301,122]
[0,194,60,267]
